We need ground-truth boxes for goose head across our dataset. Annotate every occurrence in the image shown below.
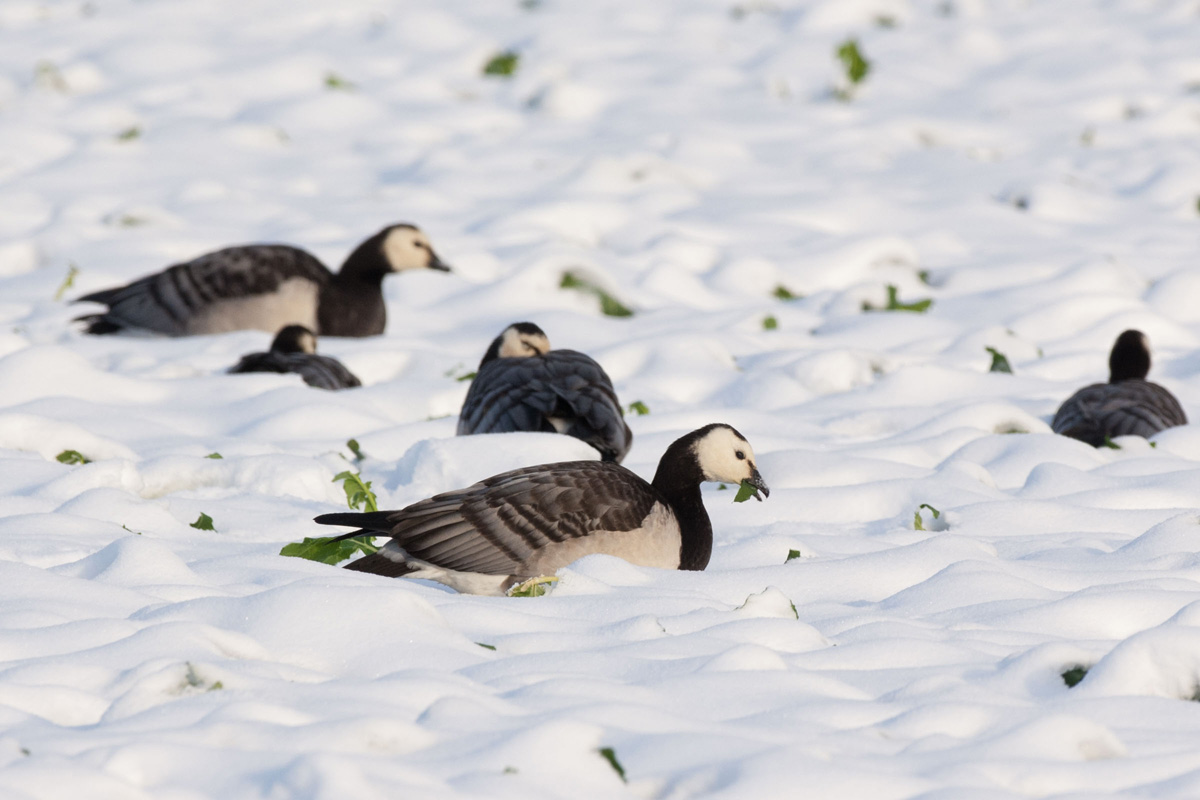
[381,224,451,273]
[271,325,318,355]
[480,322,551,366]
[689,423,770,499]
[1109,329,1152,383]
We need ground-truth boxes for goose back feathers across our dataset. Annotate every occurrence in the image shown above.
[75,224,449,337]
[228,325,361,390]
[314,423,769,595]
[1052,329,1187,446]
[457,322,633,462]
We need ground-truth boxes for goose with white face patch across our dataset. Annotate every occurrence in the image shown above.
[74,223,450,337]
[1052,329,1187,446]
[457,322,633,462]
[313,423,769,595]
[228,325,361,390]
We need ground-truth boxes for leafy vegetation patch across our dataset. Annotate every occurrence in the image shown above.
[508,576,558,597]
[834,38,871,99]
[54,264,79,301]
[986,346,1012,374]
[483,51,520,77]
[323,72,355,90]
[190,513,215,531]
[913,504,941,531]
[1062,665,1088,688]
[560,271,633,317]
[863,285,932,313]
[334,470,378,512]
[280,536,378,565]
[597,747,627,782]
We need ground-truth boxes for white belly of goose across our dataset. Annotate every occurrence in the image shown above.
[523,502,681,574]
[185,277,319,335]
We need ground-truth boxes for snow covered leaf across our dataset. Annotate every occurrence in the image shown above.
[483,51,520,77]
[774,285,801,300]
[913,503,941,531]
[205,452,222,459]
[837,39,871,85]
[280,535,378,565]
[986,347,1013,373]
[785,548,802,562]
[507,576,558,597]
[54,264,79,301]
[55,450,90,465]
[597,747,626,782]
[762,315,778,330]
[863,285,932,313]
[560,271,633,317]
[627,400,650,416]
[323,72,355,90]
[346,438,365,462]
[189,513,215,531]
[1062,666,1089,688]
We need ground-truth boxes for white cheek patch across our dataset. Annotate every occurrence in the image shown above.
[499,327,551,358]
[382,228,423,271]
[692,427,756,484]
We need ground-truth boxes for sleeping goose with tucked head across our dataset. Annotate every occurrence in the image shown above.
[228,325,361,390]
[457,322,633,462]
[314,423,769,595]
[74,223,450,337]
[1052,329,1187,446]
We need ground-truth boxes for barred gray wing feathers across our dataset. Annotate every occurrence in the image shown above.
[76,245,330,335]
[229,351,361,390]
[457,350,632,462]
[1052,380,1187,446]
[316,461,660,576]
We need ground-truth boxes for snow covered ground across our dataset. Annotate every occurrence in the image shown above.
[3,0,1200,796]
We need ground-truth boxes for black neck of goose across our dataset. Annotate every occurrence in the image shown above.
[335,231,391,286]
[1109,331,1151,383]
[652,456,712,571]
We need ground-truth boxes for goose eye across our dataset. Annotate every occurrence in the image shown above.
[735,450,745,460]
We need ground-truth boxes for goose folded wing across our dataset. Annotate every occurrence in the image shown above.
[1093,381,1187,437]
[77,246,330,333]
[543,350,632,461]
[320,462,660,575]
[457,358,560,435]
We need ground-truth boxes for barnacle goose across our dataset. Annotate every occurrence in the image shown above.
[314,423,769,595]
[1052,329,1187,446]
[228,325,361,390]
[75,223,450,337]
[457,322,633,462]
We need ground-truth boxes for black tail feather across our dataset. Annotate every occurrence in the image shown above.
[314,511,396,534]
[343,551,416,577]
[74,314,123,335]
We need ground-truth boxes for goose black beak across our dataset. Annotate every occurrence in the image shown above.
[428,252,452,272]
[748,467,770,500]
